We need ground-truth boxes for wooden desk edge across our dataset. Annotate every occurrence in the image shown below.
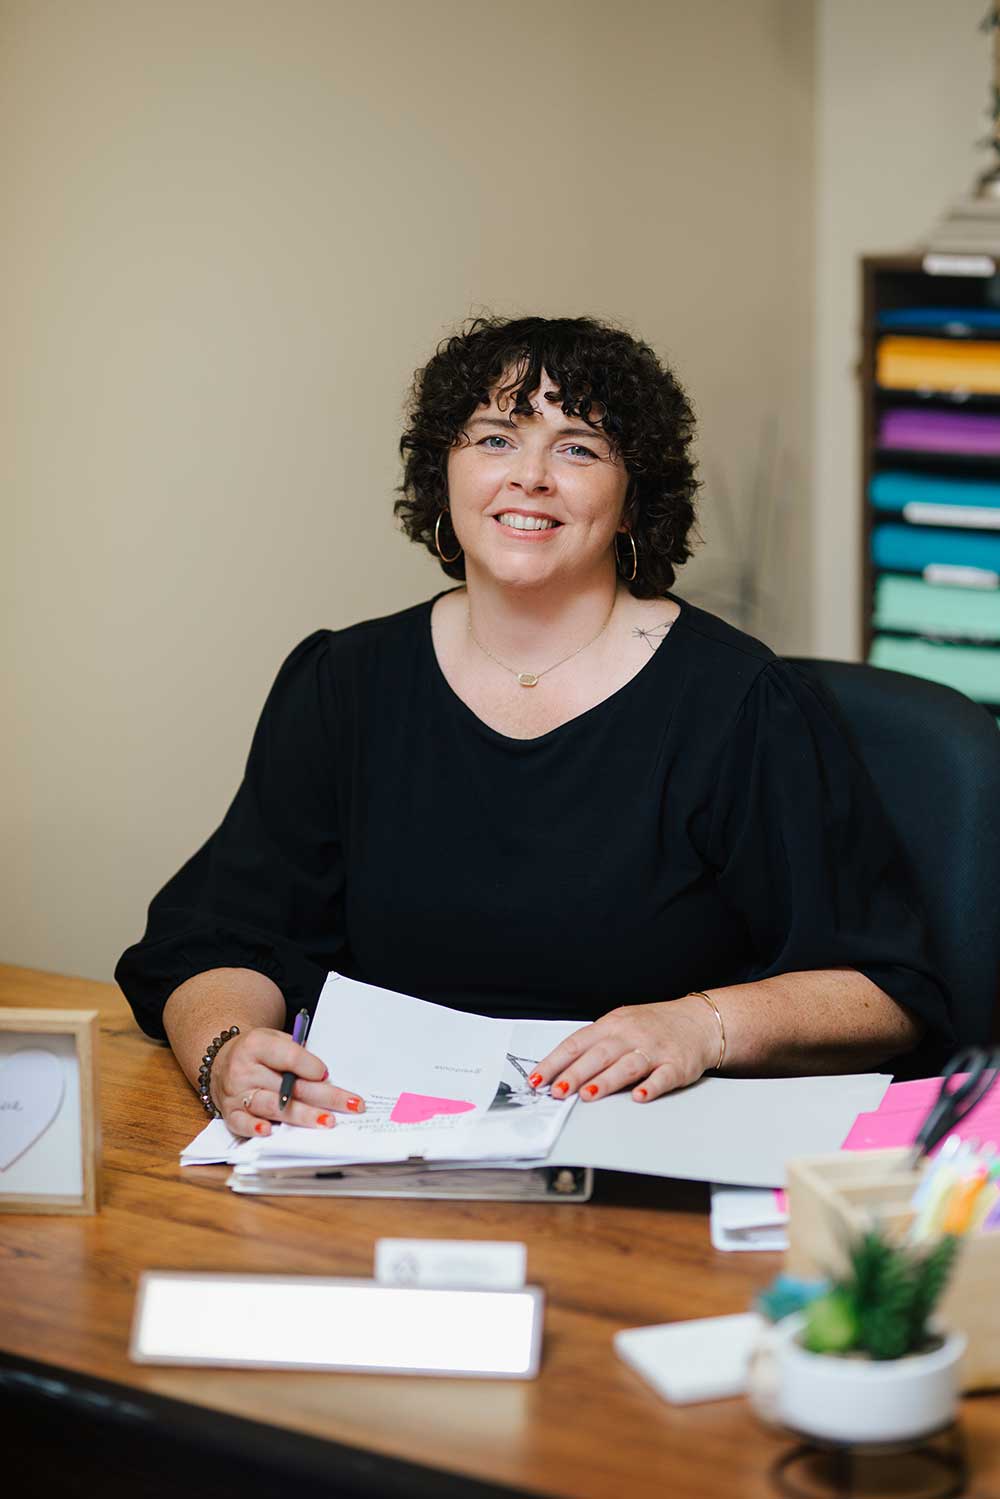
[0,1349,541,1499]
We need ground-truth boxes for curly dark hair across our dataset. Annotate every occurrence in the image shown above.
[395,314,699,597]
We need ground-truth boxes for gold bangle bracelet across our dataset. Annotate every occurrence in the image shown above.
[690,991,726,1072]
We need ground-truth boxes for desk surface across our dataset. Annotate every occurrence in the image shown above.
[2,965,999,1499]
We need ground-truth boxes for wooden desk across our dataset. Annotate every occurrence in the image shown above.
[3,965,999,1499]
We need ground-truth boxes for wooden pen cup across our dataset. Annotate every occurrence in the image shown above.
[785,1146,1000,1392]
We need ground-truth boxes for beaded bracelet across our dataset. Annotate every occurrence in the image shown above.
[197,1026,241,1117]
[690,991,726,1072]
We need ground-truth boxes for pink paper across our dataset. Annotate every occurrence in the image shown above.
[390,1091,476,1125]
[841,1107,926,1151]
[841,1074,1000,1154]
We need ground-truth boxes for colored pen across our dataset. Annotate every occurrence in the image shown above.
[279,1008,312,1112]
[940,1165,990,1235]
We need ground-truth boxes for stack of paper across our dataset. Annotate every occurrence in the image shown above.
[180,974,892,1198]
[184,975,585,1199]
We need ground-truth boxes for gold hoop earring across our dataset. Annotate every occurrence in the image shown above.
[434,510,462,564]
[615,529,638,583]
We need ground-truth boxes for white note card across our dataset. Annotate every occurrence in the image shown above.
[615,1312,765,1404]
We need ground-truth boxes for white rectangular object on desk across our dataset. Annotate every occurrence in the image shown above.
[130,1271,543,1378]
[374,1238,527,1289]
[615,1312,764,1404]
[709,1185,789,1252]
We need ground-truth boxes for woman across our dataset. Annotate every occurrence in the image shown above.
[116,315,951,1138]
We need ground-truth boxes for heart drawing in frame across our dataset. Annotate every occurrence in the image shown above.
[0,1048,66,1171]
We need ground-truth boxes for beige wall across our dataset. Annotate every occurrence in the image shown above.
[2,0,815,983]
[814,0,988,658]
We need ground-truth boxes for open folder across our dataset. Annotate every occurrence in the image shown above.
[180,974,890,1196]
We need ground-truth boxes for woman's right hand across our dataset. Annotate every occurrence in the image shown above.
[210,1026,365,1137]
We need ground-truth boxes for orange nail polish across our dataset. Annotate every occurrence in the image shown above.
[554,1080,569,1095]
[254,1121,268,1134]
[528,1072,543,1088]
[317,1112,334,1127]
[636,1087,648,1100]
[346,1097,362,1113]
[585,1084,599,1097]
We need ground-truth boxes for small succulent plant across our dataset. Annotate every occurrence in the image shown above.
[802,1229,960,1361]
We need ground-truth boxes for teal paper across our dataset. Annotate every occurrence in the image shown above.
[871,471,1000,512]
[873,575,1000,640]
[869,635,1000,702]
[872,525,1000,574]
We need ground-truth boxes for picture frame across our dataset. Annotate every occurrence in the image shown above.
[0,1008,99,1214]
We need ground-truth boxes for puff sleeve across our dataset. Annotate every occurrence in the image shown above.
[707,660,954,1050]
[115,631,346,1039]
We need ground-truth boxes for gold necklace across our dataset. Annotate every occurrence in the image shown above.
[466,595,617,688]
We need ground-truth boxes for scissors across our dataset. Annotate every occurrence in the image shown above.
[910,1046,1000,1164]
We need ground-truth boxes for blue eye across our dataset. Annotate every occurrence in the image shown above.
[566,444,597,458]
[481,435,512,449]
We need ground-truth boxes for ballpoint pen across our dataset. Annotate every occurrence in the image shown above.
[279,1008,312,1112]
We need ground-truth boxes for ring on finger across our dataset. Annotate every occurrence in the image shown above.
[242,1089,258,1113]
[632,1048,653,1072]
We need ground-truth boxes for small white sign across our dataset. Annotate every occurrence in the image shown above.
[131,1272,543,1377]
[375,1238,527,1290]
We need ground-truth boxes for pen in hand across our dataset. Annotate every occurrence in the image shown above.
[279,1008,312,1112]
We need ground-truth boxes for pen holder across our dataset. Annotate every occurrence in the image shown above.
[785,1147,1000,1393]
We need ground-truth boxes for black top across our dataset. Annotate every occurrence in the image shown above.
[116,593,952,1051]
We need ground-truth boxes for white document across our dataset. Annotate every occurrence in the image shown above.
[180,1117,245,1165]
[183,975,582,1170]
[178,977,891,1187]
[709,1185,789,1252]
[550,1072,891,1188]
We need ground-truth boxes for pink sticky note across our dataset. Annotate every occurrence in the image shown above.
[390,1092,476,1125]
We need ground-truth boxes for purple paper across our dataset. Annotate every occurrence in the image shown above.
[880,409,1000,456]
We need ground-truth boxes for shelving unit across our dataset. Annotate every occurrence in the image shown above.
[860,255,1000,724]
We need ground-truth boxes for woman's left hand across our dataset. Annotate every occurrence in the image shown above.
[530,995,720,1103]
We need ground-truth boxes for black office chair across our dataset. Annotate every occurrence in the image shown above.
[784,658,1000,1074]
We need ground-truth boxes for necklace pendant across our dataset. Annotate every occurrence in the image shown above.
[517,672,539,688]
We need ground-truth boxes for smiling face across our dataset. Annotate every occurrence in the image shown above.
[445,368,630,594]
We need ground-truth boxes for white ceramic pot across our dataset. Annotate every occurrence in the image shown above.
[747,1313,967,1445]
